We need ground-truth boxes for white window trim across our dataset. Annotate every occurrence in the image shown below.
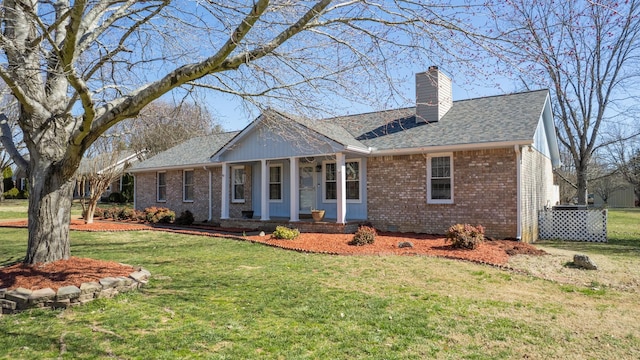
[183,169,194,203]
[427,153,454,204]
[156,171,167,203]
[268,163,283,203]
[231,165,246,203]
[322,159,362,204]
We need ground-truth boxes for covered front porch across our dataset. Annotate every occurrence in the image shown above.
[218,153,367,227]
[211,110,372,232]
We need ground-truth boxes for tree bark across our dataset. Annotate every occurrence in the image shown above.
[575,168,588,205]
[25,162,76,265]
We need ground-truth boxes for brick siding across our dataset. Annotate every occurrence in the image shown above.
[135,169,211,222]
[367,149,518,239]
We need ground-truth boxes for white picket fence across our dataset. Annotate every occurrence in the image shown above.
[538,208,607,242]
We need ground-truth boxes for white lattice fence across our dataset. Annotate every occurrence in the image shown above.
[538,209,607,242]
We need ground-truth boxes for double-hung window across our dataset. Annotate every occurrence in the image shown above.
[157,172,166,202]
[427,154,453,204]
[324,160,361,202]
[232,166,246,203]
[183,170,194,202]
[269,164,282,201]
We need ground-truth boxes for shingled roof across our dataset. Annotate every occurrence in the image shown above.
[132,89,550,171]
[327,89,549,151]
[130,131,239,171]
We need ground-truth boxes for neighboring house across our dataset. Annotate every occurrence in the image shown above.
[130,67,561,242]
[75,150,144,199]
[593,183,637,208]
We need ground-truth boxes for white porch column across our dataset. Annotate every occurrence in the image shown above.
[206,167,212,221]
[336,152,347,224]
[261,159,270,220]
[221,163,229,219]
[289,157,299,222]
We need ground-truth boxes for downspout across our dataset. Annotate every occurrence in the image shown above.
[205,166,212,222]
[514,145,522,241]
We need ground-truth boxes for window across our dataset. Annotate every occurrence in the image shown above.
[232,166,245,203]
[183,170,194,202]
[324,160,361,202]
[427,154,453,204]
[345,161,360,200]
[269,164,282,201]
[157,172,166,202]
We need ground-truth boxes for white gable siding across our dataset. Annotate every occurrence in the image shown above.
[217,123,344,162]
[532,117,551,159]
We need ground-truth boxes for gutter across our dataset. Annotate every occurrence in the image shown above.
[371,140,532,156]
[128,162,220,174]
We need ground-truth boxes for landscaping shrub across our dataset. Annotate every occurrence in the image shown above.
[18,189,28,199]
[93,207,105,218]
[3,187,19,199]
[144,206,175,224]
[175,210,195,225]
[349,226,377,246]
[117,207,138,221]
[445,224,485,250]
[108,192,126,203]
[272,226,300,240]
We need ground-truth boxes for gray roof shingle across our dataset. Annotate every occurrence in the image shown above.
[328,89,549,150]
[132,89,548,170]
[130,131,239,171]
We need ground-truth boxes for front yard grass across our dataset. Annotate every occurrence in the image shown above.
[1,221,640,359]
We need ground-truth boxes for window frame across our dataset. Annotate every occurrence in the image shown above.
[427,153,454,204]
[183,169,194,202]
[231,166,246,203]
[268,163,283,202]
[156,171,167,202]
[322,159,362,203]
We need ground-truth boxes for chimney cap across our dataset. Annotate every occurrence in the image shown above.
[428,65,439,71]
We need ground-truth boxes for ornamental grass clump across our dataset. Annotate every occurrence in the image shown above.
[349,226,377,246]
[272,226,300,240]
[445,224,485,250]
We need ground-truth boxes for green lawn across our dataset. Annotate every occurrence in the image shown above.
[0,207,639,359]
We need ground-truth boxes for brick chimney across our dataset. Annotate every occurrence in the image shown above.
[415,66,452,123]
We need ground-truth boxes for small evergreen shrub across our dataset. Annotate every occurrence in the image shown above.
[94,207,105,218]
[445,224,485,250]
[3,187,19,199]
[108,192,126,203]
[144,206,175,224]
[18,190,28,199]
[117,207,137,221]
[349,226,377,246]
[175,210,195,225]
[272,226,300,240]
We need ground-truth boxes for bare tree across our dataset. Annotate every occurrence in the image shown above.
[611,139,640,204]
[75,137,136,224]
[0,1,477,264]
[120,100,221,157]
[481,0,640,204]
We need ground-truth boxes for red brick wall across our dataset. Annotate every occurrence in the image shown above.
[135,169,211,222]
[367,149,518,239]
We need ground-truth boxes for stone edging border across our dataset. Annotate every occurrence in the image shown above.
[0,267,150,315]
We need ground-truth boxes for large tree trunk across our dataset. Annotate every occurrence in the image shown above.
[25,162,76,265]
[575,167,588,205]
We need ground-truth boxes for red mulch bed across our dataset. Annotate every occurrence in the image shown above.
[0,219,546,292]
[0,257,134,291]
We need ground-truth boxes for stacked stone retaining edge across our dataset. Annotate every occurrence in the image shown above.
[0,267,150,314]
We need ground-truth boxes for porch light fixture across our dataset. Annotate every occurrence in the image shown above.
[316,164,322,172]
